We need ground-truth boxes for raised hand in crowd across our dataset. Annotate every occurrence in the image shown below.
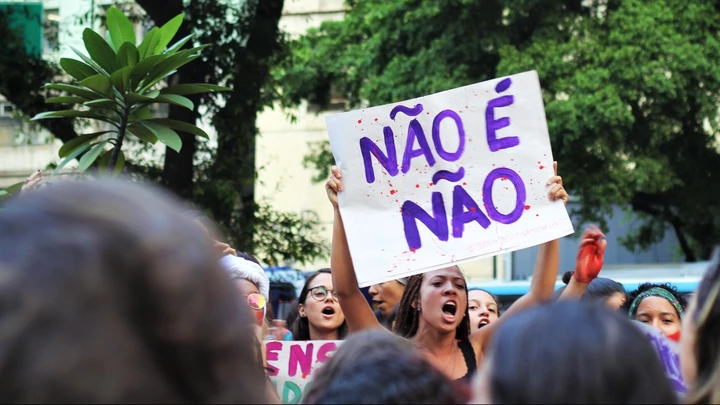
[20,170,43,194]
[558,225,608,302]
[548,161,569,204]
[574,225,607,282]
[20,170,74,195]
[215,241,237,256]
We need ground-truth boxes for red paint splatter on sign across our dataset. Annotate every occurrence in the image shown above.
[539,165,545,170]
[429,182,434,186]
[524,205,531,210]
[501,176,508,181]
[374,118,378,122]
[358,119,362,124]
[462,182,467,185]
[415,184,420,188]
[390,189,397,195]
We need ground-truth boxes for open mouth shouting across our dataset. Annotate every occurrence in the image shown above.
[321,306,336,319]
[441,301,458,323]
[477,317,490,329]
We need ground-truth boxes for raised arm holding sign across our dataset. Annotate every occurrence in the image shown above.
[324,70,573,381]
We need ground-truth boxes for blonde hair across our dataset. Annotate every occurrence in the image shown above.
[686,260,720,404]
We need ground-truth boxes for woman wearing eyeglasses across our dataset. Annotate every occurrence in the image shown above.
[292,269,349,341]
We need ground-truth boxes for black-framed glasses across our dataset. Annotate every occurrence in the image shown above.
[308,286,339,302]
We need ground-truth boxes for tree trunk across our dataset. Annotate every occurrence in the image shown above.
[209,0,285,253]
[631,193,697,262]
[136,0,200,199]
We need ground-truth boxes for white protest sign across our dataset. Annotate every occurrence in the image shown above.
[326,70,574,287]
[265,340,341,404]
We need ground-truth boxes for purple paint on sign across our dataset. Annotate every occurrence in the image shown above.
[390,103,423,120]
[431,109,466,162]
[431,167,465,184]
[402,120,436,173]
[401,192,449,251]
[360,126,399,183]
[452,185,491,237]
[486,78,520,152]
[495,77,512,93]
[482,168,526,224]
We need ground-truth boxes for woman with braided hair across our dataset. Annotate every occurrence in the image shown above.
[325,162,605,383]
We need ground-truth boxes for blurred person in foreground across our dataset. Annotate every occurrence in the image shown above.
[472,300,677,404]
[302,329,469,404]
[681,256,720,404]
[0,180,271,403]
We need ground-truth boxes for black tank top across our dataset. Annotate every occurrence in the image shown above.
[456,338,477,382]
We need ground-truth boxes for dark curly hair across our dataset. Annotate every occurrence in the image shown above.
[621,282,687,318]
[469,287,503,314]
[553,271,626,304]
[487,301,677,404]
[0,180,269,403]
[291,269,349,340]
[392,271,471,339]
[302,330,470,404]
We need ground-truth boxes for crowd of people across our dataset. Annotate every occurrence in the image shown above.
[0,165,717,404]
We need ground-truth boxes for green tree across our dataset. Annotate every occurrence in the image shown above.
[277,0,720,261]
[137,0,326,264]
[0,1,328,266]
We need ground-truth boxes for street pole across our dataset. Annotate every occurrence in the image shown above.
[90,0,95,29]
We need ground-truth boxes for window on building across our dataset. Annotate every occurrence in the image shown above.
[0,103,15,118]
[43,8,59,52]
